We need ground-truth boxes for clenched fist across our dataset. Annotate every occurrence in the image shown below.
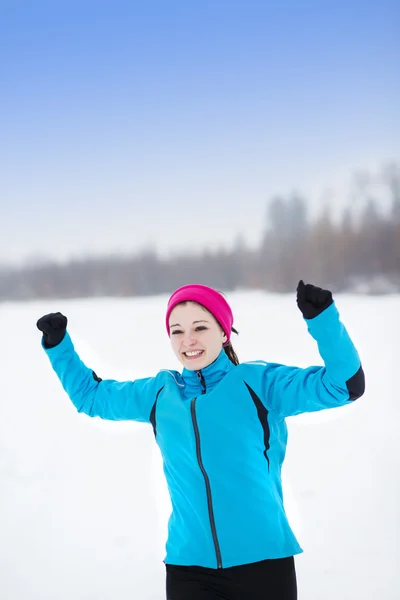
[36,312,68,348]
[296,280,333,319]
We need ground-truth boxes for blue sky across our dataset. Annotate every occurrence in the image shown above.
[1,0,399,265]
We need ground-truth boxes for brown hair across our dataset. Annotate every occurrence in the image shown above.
[172,301,239,365]
[223,334,239,366]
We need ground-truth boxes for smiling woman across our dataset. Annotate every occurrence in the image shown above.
[36,281,365,600]
[166,284,239,369]
[169,304,224,367]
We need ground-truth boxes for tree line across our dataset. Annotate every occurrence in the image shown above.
[1,163,399,302]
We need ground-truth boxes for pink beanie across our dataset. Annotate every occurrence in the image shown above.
[166,284,234,343]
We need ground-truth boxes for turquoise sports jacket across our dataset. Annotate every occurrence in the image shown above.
[41,302,364,569]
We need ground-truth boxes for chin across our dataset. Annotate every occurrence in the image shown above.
[184,361,205,371]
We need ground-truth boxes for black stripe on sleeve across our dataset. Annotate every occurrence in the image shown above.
[150,386,165,437]
[346,365,365,401]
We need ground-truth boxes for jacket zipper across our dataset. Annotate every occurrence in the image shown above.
[190,370,222,569]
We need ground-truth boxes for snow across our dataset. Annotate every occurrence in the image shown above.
[0,291,399,599]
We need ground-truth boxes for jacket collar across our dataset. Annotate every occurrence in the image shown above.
[181,349,234,396]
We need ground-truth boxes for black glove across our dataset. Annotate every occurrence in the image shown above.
[296,280,333,319]
[36,312,68,348]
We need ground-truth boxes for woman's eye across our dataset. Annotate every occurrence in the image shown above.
[171,326,207,334]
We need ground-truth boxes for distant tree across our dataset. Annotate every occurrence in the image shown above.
[358,198,385,276]
[261,195,309,291]
[383,163,400,274]
[286,193,310,284]
[308,203,338,287]
[336,207,356,287]
[260,196,287,290]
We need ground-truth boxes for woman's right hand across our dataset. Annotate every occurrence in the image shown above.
[36,312,68,348]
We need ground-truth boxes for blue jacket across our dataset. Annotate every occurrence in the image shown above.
[41,302,364,569]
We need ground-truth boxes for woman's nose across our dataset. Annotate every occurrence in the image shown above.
[183,332,196,346]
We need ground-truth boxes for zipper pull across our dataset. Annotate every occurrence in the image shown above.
[196,370,206,393]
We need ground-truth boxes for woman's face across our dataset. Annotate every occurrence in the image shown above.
[168,302,227,370]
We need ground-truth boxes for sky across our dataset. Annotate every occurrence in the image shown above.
[0,291,399,599]
[1,0,399,266]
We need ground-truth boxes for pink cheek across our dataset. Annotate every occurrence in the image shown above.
[173,340,183,353]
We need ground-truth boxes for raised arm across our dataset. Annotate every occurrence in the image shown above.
[264,281,365,418]
[37,312,158,422]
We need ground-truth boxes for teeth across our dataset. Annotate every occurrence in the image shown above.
[185,351,203,357]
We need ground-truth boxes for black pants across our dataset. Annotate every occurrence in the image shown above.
[166,557,297,600]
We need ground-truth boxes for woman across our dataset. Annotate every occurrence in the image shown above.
[36,280,365,600]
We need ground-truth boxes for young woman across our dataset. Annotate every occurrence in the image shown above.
[36,280,365,600]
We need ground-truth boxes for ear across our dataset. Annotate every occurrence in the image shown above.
[221,331,227,344]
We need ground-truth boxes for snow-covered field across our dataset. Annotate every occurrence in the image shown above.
[0,290,398,600]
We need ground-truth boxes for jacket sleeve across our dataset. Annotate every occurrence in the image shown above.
[41,332,160,422]
[264,303,365,418]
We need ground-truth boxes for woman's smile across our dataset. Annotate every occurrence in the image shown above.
[183,349,205,359]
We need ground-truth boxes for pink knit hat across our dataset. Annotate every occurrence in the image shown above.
[165,284,234,344]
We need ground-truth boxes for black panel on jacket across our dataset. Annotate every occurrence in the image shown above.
[243,381,271,471]
[346,365,365,400]
[150,386,165,437]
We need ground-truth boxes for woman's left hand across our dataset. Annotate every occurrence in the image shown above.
[296,280,333,319]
